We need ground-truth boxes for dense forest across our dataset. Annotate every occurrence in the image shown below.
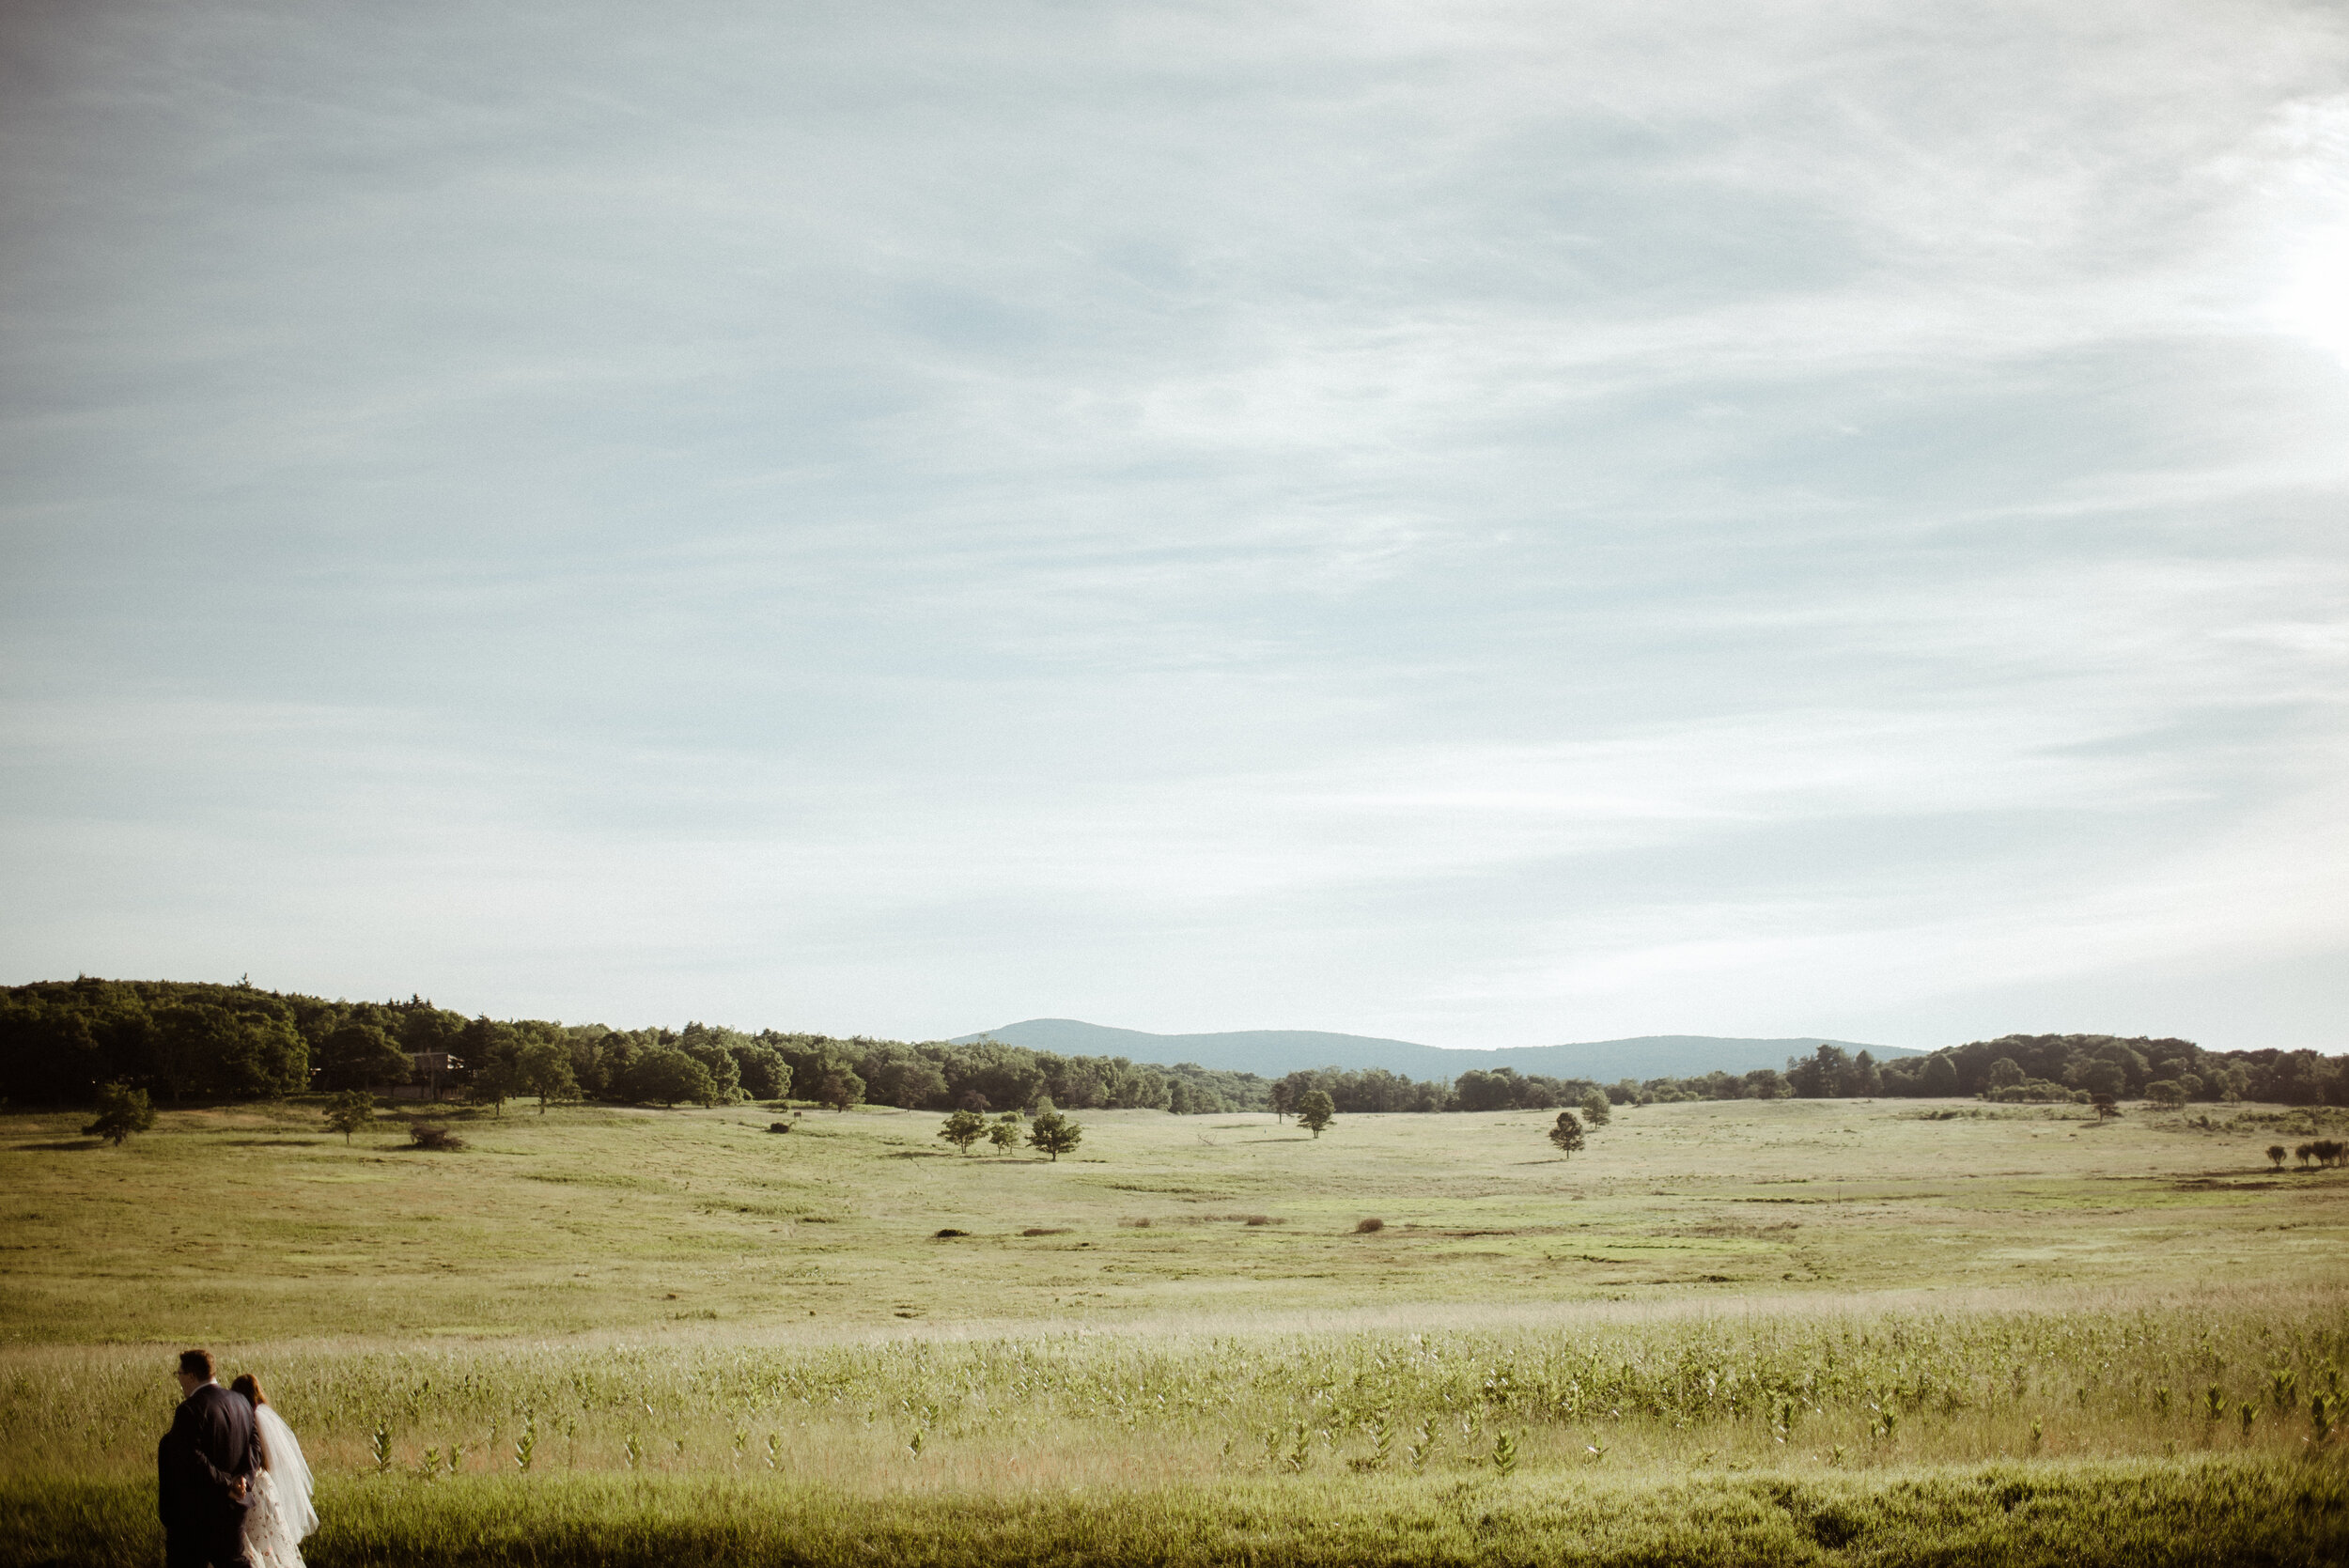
[2,978,2342,1113]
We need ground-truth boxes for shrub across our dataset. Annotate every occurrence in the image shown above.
[768,1121,792,1134]
[933,1229,969,1238]
[1353,1217,1385,1234]
[409,1124,465,1151]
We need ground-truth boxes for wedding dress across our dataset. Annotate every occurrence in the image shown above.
[242,1405,319,1568]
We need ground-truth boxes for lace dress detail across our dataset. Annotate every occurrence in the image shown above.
[242,1406,318,1568]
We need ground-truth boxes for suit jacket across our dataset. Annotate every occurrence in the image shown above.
[157,1384,257,1533]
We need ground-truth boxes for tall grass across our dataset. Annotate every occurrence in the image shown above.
[13,1292,2345,1491]
[9,1458,2349,1567]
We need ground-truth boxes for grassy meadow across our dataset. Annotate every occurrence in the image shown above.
[5,1095,2348,1563]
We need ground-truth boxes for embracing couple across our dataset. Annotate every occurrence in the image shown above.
[158,1349,319,1568]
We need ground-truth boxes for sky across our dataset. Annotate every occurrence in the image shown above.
[3,1,2346,1052]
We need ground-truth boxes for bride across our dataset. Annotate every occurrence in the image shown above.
[229,1375,318,1568]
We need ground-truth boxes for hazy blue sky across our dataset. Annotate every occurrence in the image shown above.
[4,1,2345,1050]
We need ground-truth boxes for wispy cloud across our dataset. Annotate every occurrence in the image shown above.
[3,1,2345,1048]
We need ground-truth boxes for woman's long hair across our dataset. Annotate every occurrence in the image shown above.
[230,1374,272,1469]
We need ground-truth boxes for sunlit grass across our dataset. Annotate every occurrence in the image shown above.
[6,1094,2347,1561]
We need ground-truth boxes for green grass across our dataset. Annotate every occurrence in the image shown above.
[4,1095,2346,1561]
[4,1096,2342,1342]
[11,1460,2349,1566]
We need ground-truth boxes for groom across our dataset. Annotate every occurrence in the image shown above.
[158,1348,257,1568]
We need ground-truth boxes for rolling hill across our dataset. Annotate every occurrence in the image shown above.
[947,1017,1915,1081]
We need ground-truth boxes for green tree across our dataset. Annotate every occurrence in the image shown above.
[629,1048,719,1107]
[1987,1057,2026,1090]
[1921,1055,1961,1097]
[988,1110,1023,1156]
[317,1022,412,1091]
[1579,1089,1611,1126]
[2144,1079,2187,1109]
[1296,1089,1335,1139]
[1547,1110,1585,1155]
[320,1089,375,1144]
[1843,1049,1884,1096]
[82,1082,154,1146]
[817,1067,864,1112]
[2267,1144,2288,1170]
[150,1003,308,1101]
[938,1108,988,1155]
[1027,1107,1082,1161]
[518,1039,579,1114]
[461,1017,522,1116]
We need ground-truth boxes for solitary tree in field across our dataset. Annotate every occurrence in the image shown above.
[939,1109,987,1155]
[1296,1089,1335,1139]
[1027,1108,1082,1162]
[988,1111,1023,1155]
[2144,1079,2187,1109]
[321,1090,375,1145]
[1579,1089,1611,1126]
[1548,1110,1585,1155]
[2092,1094,2120,1121]
[83,1082,155,1146]
[2268,1144,2289,1169]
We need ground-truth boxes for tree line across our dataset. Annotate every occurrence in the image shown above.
[1784,1035,2349,1107]
[5,979,2341,1115]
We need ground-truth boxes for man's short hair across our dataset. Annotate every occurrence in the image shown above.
[178,1348,213,1380]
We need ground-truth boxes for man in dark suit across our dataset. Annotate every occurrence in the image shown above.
[157,1348,257,1568]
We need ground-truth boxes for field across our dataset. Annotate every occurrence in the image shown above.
[6,1095,2349,1564]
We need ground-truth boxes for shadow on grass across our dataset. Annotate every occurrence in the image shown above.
[14,1139,103,1152]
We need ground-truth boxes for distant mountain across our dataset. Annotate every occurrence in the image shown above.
[947,1018,1916,1081]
